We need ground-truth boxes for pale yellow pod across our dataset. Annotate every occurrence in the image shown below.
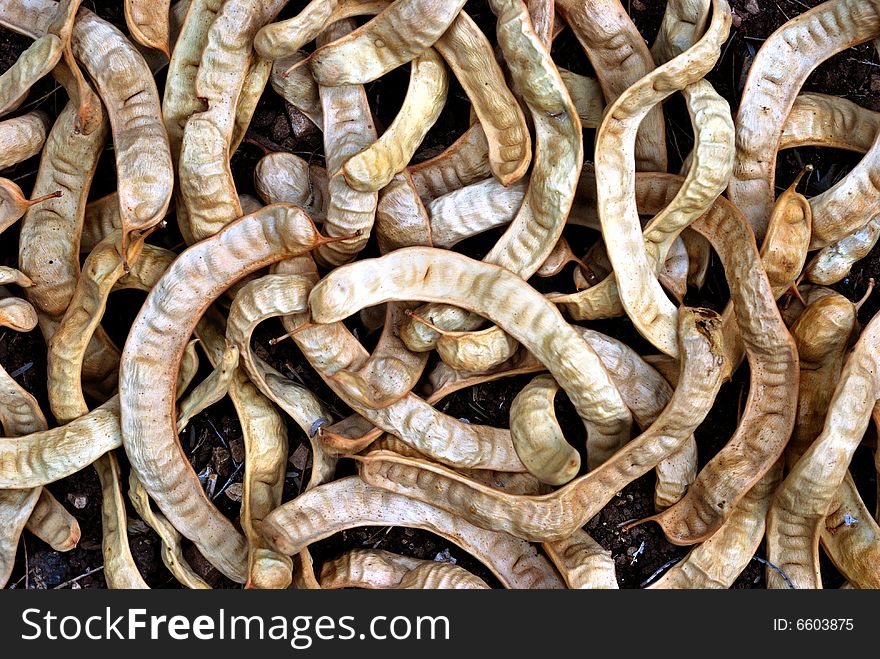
[399,0,583,350]
[558,67,605,128]
[543,529,618,589]
[409,123,491,201]
[0,297,38,332]
[175,343,239,433]
[308,0,467,86]
[270,52,322,128]
[81,194,122,254]
[313,19,378,266]
[0,486,43,587]
[320,549,423,589]
[0,396,121,489]
[0,111,50,170]
[659,235,689,303]
[375,172,433,252]
[398,562,490,590]
[760,166,813,297]
[806,216,880,285]
[595,7,731,356]
[556,0,667,172]
[262,477,565,589]
[649,462,781,589]
[651,0,711,65]
[427,178,527,248]
[47,231,143,424]
[729,0,880,240]
[436,326,519,374]
[0,178,61,236]
[0,34,62,118]
[119,204,328,584]
[509,375,581,485]
[0,267,33,288]
[356,307,725,543]
[781,93,880,153]
[342,48,447,193]
[231,58,272,154]
[125,0,172,57]
[24,490,80,552]
[766,310,880,589]
[94,452,148,589]
[128,473,210,589]
[254,152,328,221]
[309,248,632,460]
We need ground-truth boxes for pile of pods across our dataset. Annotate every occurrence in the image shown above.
[0,0,879,590]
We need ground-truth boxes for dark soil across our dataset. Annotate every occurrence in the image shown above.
[1,0,879,589]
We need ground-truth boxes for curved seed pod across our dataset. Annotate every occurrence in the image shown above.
[730,0,880,239]
[320,549,422,589]
[654,434,697,512]
[409,123,491,201]
[24,490,80,551]
[434,10,531,185]
[254,152,328,221]
[649,462,782,589]
[558,68,605,128]
[651,0,711,65]
[399,0,583,350]
[543,529,618,589]
[313,20,378,266]
[0,305,48,588]
[129,473,210,589]
[270,52,322,128]
[407,313,518,374]
[263,477,565,589]
[0,296,38,332]
[537,238,580,278]
[94,452,148,589]
[810,130,880,250]
[113,245,176,294]
[310,248,632,459]
[119,204,328,583]
[556,0,667,172]
[0,178,61,235]
[19,101,108,318]
[178,0,285,243]
[125,0,172,57]
[783,293,880,588]
[0,396,121,489]
[162,0,222,164]
[551,78,735,326]
[177,340,200,396]
[682,229,711,289]
[342,48,447,193]
[595,7,732,357]
[47,231,144,424]
[0,34,62,118]
[308,0,468,86]
[659,235,689,303]
[0,267,33,288]
[527,0,554,45]
[766,311,880,589]
[425,349,544,405]
[357,307,725,542]
[807,217,880,285]
[0,110,50,170]
[781,93,880,153]
[375,172,433,251]
[648,194,799,545]
[760,166,813,297]
[81,194,122,254]
[194,311,298,589]
[398,562,490,589]
[509,375,581,484]
[231,58,272,154]
[175,343,239,433]
[427,178,527,249]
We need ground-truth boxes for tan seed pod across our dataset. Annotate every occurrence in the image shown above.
[781,93,880,153]
[651,0,711,65]
[262,477,565,589]
[558,67,605,129]
[397,562,490,589]
[0,33,62,118]
[509,374,581,485]
[806,216,880,285]
[409,123,491,201]
[542,529,618,589]
[24,490,80,552]
[0,111,50,170]
[320,549,423,589]
[270,52,322,128]
[125,0,172,58]
[759,165,813,297]
[254,152,328,221]
[0,178,61,236]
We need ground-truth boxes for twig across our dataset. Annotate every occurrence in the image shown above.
[53,565,104,589]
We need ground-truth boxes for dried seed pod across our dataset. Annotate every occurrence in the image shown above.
[308,0,468,86]
[0,34,62,118]
[557,0,667,171]
[24,490,80,552]
[409,123,491,201]
[759,165,813,297]
[0,111,50,170]
[509,375,581,485]
[342,48,447,193]
[270,52,322,128]
[120,204,330,583]
[543,529,618,589]
[806,216,880,285]
[558,68,605,128]
[0,178,61,236]
[781,93,880,153]
[0,267,33,288]
[397,562,490,589]
[254,152,328,221]
[651,0,711,65]
[730,0,880,239]
[125,0,172,57]
[766,309,880,589]
[263,477,565,589]
[319,549,423,589]
[356,307,724,543]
